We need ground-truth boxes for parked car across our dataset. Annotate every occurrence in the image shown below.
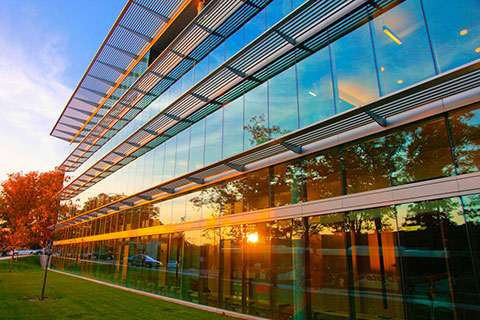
[127,254,162,268]
[29,249,44,255]
[7,249,31,256]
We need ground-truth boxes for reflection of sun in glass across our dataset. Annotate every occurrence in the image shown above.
[460,29,468,36]
[308,91,317,97]
[246,232,258,243]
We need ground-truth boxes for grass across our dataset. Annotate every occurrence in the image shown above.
[0,256,237,320]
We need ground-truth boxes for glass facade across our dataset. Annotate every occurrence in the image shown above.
[53,194,480,319]
[53,0,480,318]
[67,0,480,211]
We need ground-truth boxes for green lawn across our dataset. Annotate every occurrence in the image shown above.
[0,256,237,320]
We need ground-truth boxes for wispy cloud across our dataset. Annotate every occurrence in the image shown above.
[0,5,73,181]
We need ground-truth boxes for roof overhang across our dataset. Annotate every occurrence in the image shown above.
[50,0,194,144]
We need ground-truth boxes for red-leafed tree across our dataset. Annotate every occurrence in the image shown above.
[0,170,66,260]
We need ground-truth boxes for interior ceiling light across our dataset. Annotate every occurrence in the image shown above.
[476,47,480,53]
[380,67,385,72]
[460,29,468,36]
[397,79,404,84]
[308,91,317,97]
[383,26,402,45]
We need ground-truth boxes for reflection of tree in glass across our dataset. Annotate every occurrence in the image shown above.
[346,207,396,237]
[196,179,244,217]
[343,138,391,193]
[462,194,480,224]
[402,199,458,230]
[244,114,290,146]
[81,193,125,214]
[448,107,480,174]
[303,151,341,200]
[389,118,454,185]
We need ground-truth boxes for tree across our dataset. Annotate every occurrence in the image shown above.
[0,170,65,255]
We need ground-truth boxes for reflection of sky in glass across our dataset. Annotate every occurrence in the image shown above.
[172,196,186,223]
[194,56,209,85]
[160,199,172,225]
[297,47,335,127]
[267,0,292,28]
[175,129,190,177]
[223,98,244,158]
[188,119,205,171]
[371,0,435,95]
[142,151,154,190]
[134,156,145,193]
[269,65,298,137]
[209,42,225,73]
[152,144,165,186]
[331,24,379,112]
[204,110,223,165]
[423,0,480,73]
[186,191,202,222]
[226,27,244,61]
[126,160,137,195]
[163,136,177,181]
[245,8,266,45]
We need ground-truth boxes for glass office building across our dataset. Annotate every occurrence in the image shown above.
[51,0,480,318]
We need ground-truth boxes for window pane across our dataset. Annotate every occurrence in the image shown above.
[160,199,172,225]
[175,128,190,177]
[270,219,295,318]
[182,230,201,303]
[244,82,268,148]
[153,144,165,185]
[194,56,209,85]
[163,137,177,181]
[188,119,205,171]
[223,97,244,158]
[267,0,292,28]
[331,25,379,113]
[268,65,299,138]
[297,47,335,127]
[172,196,186,224]
[204,110,223,165]
[186,191,202,222]
[199,228,220,307]
[243,168,270,212]
[166,232,184,298]
[304,148,342,201]
[209,42,225,73]
[388,116,454,185]
[343,136,391,194]
[448,103,480,174]
[423,0,480,73]
[371,0,435,96]
[346,207,404,319]
[461,193,480,313]
[271,160,303,207]
[308,213,349,318]
[396,197,476,318]
[221,225,244,312]
[226,27,244,61]
[245,9,266,45]
[244,222,271,318]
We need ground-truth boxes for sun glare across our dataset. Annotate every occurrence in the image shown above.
[246,232,259,243]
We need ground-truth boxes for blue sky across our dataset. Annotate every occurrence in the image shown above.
[0,0,125,181]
